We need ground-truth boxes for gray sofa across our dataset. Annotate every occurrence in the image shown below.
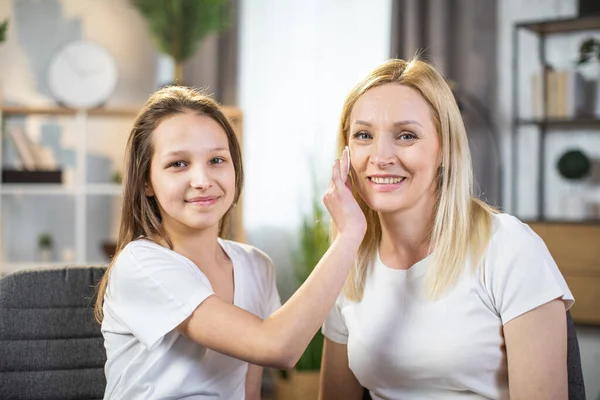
[0,266,107,400]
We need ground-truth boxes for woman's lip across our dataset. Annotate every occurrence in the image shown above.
[367,178,405,192]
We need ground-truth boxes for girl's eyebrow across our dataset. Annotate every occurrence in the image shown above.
[353,119,423,127]
[162,147,230,158]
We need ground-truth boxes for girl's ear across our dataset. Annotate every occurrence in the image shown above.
[145,182,155,197]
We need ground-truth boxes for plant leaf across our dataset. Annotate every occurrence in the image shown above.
[0,19,9,43]
[130,0,230,62]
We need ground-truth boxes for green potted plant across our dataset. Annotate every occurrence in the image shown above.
[293,196,329,370]
[577,38,600,65]
[277,180,330,398]
[556,149,591,220]
[0,19,8,44]
[130,0,230,84]
[38,232,54,263]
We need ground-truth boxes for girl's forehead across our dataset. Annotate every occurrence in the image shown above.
[152,114,229,151]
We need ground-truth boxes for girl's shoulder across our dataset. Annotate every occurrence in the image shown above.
[219,239,275,271]
[114,238,193,272]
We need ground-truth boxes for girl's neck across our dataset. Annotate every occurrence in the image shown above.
[158,223,227,270]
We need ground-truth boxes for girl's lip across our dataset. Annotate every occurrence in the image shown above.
[186,196,219,203]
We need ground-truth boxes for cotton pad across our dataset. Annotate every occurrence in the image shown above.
[345,145,351,177]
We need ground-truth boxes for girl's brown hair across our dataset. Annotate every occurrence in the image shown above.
[94,86,243,322]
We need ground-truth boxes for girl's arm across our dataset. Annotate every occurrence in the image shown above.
[244,364,262,400]
[178,153,366,369]
[504,299,568,400]
[318,338,364,400]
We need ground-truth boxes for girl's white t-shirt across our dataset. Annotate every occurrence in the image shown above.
[101,238,281,400]
[323,213,574,400]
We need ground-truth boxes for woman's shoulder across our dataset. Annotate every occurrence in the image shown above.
[484,212,550,266]
[489,213,540,246]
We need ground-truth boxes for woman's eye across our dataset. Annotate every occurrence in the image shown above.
[353,131,372,140]
[398,132,417,141]
[209,158,225,165]
[170,160,187,168]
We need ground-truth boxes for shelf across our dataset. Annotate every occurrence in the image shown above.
[1,105,242,121]
[86,183,122,196]
[0,105,140,117]
[0,184,74,195]
[0,183,123,196]
[516,15,600,34]
[515,118,600,129]
[524,219,600,226]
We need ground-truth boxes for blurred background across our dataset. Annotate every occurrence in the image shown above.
[0,0,599,398]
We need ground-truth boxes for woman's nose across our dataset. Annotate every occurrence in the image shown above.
[370,137,397,167]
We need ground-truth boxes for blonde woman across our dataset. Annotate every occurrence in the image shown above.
[319,58,573,400]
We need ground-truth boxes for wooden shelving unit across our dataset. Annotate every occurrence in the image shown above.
[511,15,600,220]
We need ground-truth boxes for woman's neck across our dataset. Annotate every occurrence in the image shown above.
[378,195,437,269]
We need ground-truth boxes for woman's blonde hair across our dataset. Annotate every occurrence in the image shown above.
[94,86,244,322]
[336,58,496,300]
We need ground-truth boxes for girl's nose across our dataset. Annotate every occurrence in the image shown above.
[190,166,213,190]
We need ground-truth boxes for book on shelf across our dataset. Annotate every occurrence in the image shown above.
[5,124,58,170]
[531,67,591,120]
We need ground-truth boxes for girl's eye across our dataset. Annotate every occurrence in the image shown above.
[209,158,225,165]
[352,131,372,140]
[170,161,187,168]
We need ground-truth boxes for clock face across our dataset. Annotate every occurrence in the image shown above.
[48,40,118,109]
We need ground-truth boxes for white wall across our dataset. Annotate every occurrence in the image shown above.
[238,0,392,298]
[498,0,600,220]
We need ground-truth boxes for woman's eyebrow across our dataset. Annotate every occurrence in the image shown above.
[353,119,423,127]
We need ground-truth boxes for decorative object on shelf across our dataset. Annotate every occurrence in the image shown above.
[111,171,122,184]
[0,18,8,44]
[579,0,600,18]
[129,0,231,84]
[575,37,600,117]
[37,233,54,263]
[557,149,592,220]
[577,37,600,64]
[557,149,591,179]
[102,241,117,260]
[1,169,62,184]
[47,40,118,109]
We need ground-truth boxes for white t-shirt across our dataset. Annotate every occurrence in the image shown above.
[323,213,574,400]
[101,238,281,400]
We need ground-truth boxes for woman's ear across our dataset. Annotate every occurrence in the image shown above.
[145,182,155,197]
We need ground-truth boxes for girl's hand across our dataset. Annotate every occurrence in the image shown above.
[323,147,366,238]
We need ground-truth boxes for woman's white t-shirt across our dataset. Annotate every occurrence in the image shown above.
[101,238,281,400]
[323,213,574,400]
